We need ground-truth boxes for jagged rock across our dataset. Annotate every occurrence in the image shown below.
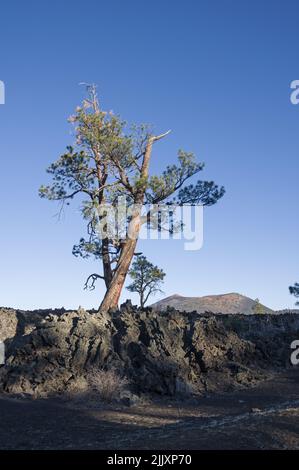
[0,309,18,342]
[0,305,298,398]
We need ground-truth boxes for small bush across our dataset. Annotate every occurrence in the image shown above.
[86,367,129,403]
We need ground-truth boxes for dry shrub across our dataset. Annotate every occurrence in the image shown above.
[87,367,129,403]
[66,376,89,395]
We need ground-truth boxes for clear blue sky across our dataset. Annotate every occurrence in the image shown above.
[0,0,298,310]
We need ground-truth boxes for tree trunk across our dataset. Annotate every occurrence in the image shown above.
[99,209,141,313]
[102,237,113,289]
[98,131,170,314]
[140,291,144,309]
[99,238,138,312]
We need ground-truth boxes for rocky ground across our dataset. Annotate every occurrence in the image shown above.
[0,302,299,449]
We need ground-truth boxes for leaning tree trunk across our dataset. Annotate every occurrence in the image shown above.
[98,131,170,314]
[99,238,138,313]
[99,209,141,313]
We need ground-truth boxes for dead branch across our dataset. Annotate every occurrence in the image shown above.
[84,273,104,290]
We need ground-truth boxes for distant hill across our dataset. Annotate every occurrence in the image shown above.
[151,293,275,315]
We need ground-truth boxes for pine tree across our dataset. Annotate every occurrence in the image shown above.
[289,283,299,305]
[127,255,165,308]
[40,85,225,313]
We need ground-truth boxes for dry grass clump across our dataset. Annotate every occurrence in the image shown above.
[86,367,129,403]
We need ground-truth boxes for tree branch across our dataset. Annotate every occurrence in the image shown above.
[84,273,104,290]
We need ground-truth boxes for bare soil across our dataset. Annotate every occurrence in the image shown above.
[0,369,298,450]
